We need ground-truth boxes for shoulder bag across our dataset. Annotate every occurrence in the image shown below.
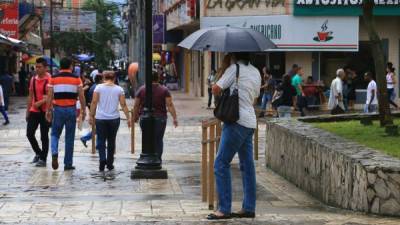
[214,64,240,123]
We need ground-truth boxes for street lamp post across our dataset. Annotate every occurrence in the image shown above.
[131,0,168,179]
[49,0,53,75]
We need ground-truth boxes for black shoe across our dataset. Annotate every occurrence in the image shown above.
[35,159,46,167]
[52,155,59,170]
[80,138,87,148]
[64,165,76,171]
[207,213,232,220]
[107,164,114,171]
[231,211,255,218]
[3,121,9,126]
[32,155,40,164]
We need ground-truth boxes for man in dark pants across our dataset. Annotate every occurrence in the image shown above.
[207,69,216,108]
[26,58,52,167]
[132,70,178,162]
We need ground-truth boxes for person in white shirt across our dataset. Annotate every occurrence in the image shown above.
[328,69,345,113]
[208,52,261,220]
[364,72,378,113]
[0,84,9,125]
[386,62,398,109]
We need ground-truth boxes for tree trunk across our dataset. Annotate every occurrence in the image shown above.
[362,0,393,126]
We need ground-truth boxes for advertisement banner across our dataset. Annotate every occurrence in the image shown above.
[201,15,359,52]
[294,0,400,16]
[153,14,164,44]
[0,0,19,39]
[43,8,96,33]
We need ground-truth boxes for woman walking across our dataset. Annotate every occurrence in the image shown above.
[386,63,399,109]
[89,71,131,171]
[208,52,261,220]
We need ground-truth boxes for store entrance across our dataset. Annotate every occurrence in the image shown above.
[269,52,286,79]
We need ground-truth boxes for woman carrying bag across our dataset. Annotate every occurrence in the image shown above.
[208,52,261,220]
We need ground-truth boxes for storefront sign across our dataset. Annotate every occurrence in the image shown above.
[201,15,359,51]
[0,0,19,39]
[206,0,285,11]
[153,15,165,44]
[294,1,400,16]
[43,9,96,33]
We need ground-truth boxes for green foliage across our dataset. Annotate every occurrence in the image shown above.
[313,120,400,158]
[52,0,122,68]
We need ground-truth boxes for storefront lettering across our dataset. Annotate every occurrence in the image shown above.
[250,24,282,40]
[296,0,400,5]
[206,0,285,11]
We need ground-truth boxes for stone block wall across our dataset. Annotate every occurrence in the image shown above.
[265,120,400,216]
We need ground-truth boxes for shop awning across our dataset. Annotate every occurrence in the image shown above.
[0,34,29,51]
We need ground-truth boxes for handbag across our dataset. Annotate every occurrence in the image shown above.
[214,64,240,123]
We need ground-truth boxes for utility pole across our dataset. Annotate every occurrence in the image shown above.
[131,0,168,179]
[49,0,53,75]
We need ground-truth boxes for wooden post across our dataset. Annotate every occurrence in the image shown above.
[254,120,259,160]
[91,121,96,154]
[201,123,208,202]
[208,124,216,210]
[131,110,135,154]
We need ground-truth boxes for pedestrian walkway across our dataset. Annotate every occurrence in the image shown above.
[0,93,399,224]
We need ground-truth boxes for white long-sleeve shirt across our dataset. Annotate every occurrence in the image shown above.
[328,77,344,110]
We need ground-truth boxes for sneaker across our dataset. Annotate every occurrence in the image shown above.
[52,155,59,170]
[80,138,87,148]
[35,159,46,167]
[3,121,9,126]
[32,155,40,164]
[107,164,115,171]
[64,165,76,171]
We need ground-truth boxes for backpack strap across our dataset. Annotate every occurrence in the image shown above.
[32,76,38,103]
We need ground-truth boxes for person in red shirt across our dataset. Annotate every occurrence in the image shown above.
[26,58,52,167]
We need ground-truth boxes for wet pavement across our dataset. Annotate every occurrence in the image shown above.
[1,93,400,224]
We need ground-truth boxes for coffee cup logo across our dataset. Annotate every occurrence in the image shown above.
[314,20,333,42]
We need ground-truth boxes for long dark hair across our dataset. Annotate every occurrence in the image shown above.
[233,52,250,66]
[282,74,291,86]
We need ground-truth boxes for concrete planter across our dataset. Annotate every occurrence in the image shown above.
[265,119,400,216]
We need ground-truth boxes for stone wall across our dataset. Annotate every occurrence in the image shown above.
[265,120,400,216]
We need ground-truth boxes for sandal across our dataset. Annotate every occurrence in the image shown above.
[206,213,232,220]
[231,211,255,218]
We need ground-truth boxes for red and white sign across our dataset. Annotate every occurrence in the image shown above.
[0,0,19,39]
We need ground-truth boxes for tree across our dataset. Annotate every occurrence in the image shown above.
[361,0,393,127]
[51,0,122,68]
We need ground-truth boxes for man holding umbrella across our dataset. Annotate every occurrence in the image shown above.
[179,26,276,220]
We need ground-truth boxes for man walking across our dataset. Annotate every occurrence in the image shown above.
[26,58,52,166]
[328,69,346,115]
[0,71,15,111]
[46,57,86,170]
[291,67,306,116]
[364,72,378,113]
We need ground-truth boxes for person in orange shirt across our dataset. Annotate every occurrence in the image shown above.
[46,57,86,170]
[26,58,51,167]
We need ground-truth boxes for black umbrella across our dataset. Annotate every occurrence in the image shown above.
[178,26,276,52]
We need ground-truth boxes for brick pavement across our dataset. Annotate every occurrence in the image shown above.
[0,93,399,224]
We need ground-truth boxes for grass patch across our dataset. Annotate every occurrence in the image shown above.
[313,119,400,159]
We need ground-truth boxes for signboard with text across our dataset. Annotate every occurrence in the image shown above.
[201,15,359,51]
[294,0,400,16]
[43,8,96,33]
[0,0,19,39]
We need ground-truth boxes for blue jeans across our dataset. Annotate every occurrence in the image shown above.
[261,93,272,110]
[81,131,92,142]
[51,106,76,166]
[140,117,167,161]
[214,123,256,214]
[0,105,9,122]
[96,118,120,168]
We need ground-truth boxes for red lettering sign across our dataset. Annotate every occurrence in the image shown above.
[0,0,19,39]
